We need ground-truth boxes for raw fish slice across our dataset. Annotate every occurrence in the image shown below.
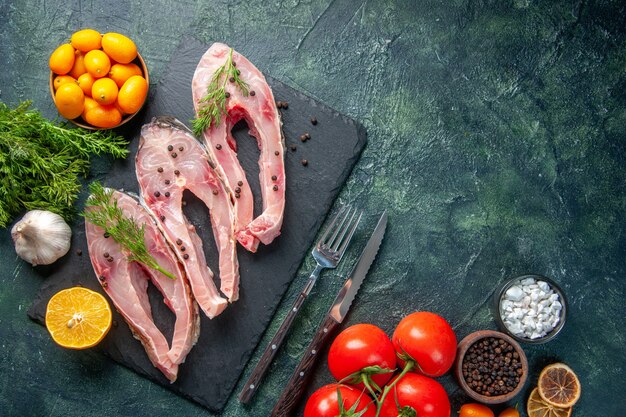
[136,116,240,315]
[192,42,286,252]
[85,190,199,382]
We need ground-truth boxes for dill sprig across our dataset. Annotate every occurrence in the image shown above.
[192,48,249,137]
[83,182,176,280]
[0,101,129,228]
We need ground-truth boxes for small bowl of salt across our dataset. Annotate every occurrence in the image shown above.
[494,274,568,344]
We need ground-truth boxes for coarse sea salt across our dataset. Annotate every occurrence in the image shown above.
[500,277,562,339]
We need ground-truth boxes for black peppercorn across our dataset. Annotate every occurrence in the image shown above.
[250,90,256,96]
[167,145,173,151]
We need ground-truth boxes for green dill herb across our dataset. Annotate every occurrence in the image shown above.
[83,182,176,280]
[192,48,249,137]
[0,101,128,228]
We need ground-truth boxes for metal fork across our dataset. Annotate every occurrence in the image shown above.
[238,205,362,404]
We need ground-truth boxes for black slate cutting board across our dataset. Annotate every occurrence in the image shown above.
[28,37,366,413]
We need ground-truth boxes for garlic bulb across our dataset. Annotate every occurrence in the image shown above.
[11,210,72,266]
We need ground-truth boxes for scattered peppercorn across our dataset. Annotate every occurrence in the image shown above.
[181,246,186,252]
[229,76,235,83]
[98,275,106,282]
[165,180,170,185]
[183,254,189,260]
[271,175,277,181]
[290,144,297,151]
[157,167,163,173]
[232,61,237,67]
[176,239,182,245]
[300,135,307,142]
[250,90,256,96]
[276,101,283,109]
[301,159,308,166]
[235,187,241,193]
[104,232,110,238]
[275,150,280,156]
[310,116,318,125]
[76,249,82,256]
[171,152,177,158]
[179,146,184,152]
[103,252,110,258]
[216,144,222,150]
[164,192,170,197]
[154,191,161,197]
[102,282,108,288]
[304,132,311,140]
[282,101,289,109]
[160,215,165,221]
[237,180,243,186]
[174,170,180,175]
[225,92,230,98]
[235,193,240,198]
[107,257,114,263]
[212,190,218,195]
[273,185,278,191]
[167,145,173,151]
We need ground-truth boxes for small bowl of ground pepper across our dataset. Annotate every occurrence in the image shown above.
[454,330,528,404]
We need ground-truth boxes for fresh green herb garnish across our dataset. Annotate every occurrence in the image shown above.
[83,182,176,280]
[0,101,128,228]
[192,48,249,136]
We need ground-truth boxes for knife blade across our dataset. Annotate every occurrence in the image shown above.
[270,211,388,417]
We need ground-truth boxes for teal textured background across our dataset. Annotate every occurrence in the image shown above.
[1,0,625,416]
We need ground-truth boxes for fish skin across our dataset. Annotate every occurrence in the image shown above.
[192,42,286,252]
[136,117,240,315]
[85,190,199,382]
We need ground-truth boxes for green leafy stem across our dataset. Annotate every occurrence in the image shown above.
[83,182,175,280]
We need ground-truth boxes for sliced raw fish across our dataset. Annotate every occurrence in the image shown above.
[192,42,286,252]
[136,116,240,316]
[85,190,199,382]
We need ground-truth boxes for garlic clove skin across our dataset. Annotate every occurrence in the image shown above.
[11,210,72,266]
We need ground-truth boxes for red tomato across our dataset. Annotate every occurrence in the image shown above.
[328,324,397,389]
[379,373,451,417]
[392,312,457,376]
[304,384,376,417]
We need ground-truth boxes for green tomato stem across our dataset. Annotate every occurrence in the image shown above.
[375,360,415,417]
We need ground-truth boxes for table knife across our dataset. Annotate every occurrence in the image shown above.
[270,211,388,417]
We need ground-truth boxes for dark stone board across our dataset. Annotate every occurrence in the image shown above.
[27,37,366,413]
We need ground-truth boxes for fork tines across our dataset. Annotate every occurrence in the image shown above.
[319,206,363,260]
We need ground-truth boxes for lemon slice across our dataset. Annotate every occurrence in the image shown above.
[527,387,572,417]
[538,363,581,408]
[46,287,112,349]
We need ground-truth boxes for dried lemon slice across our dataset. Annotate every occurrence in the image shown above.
[538,363,581,408]
[46,287,112,349]
[527,387,572,417]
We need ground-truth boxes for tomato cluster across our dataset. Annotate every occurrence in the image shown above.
[305,311,457,417]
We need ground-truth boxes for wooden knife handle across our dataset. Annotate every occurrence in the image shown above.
[238,293,307,404]
[271,314,340,417]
